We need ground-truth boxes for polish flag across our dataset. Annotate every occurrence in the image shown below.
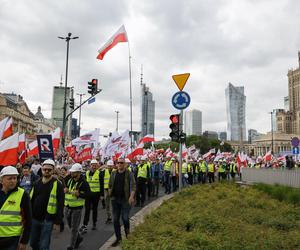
[182,144,188,158]
[75,145,92,163]
[0,133,19,166]
[127,142,144,160]
[96,25,128,60]
[139,134,155,144]
[27,140,38,157]
[203,148,215,160]
[263,150,272,162]
[0,117,13,140]
[51,127,61,152]
[18,133,26,152]
[19,150,27,165]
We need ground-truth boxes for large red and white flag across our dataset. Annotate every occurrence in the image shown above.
[0,133,19,166]
[126,142,144,161]
[51,127,61,150]
[75,144,92,163]
[0,117,13,141]
[96,25,128,60]
[18,133,26,152]
[72,129,100,147]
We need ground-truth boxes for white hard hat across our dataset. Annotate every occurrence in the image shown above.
[125,158,131,163]
[141,156,147,161]
[107,160,114,166]
[184,173,189,179]
[69,163,83,172]
[91,159,98,164]
[171,157,175,160]
[0,166,19,177]
[42,159,55,167]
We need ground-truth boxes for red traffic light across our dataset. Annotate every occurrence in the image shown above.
[92,79,98,85]
[170,114,179,123]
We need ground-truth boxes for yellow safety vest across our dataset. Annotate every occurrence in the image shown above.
[200,162,206,173]
[164,160,172,171]
[103,169,110,189]
[182,163,188,173]
[230,164,237,173]
[208,164,214,173]
[138,164,148,178]
[187,164,192,173]
[86,170,100,192]
[0,187,24,237]
[30,180,58,215]
[65,179,85,207]
[218,164,225,173]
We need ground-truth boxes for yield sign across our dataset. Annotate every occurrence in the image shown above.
[172,73,190,91]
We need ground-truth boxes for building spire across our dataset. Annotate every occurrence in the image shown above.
[59,74,63,87]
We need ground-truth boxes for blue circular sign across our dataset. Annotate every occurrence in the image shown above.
[172,91,191,110]
[291,137,300,147]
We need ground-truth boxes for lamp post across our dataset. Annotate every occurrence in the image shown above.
[115,110,119,132]
[58,32,78,147]
[269,111,274,154]
[76,93,85,136]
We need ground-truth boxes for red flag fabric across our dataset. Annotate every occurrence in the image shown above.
[139,134,155,144]
[0,117,13,140]
[96,25,128,60]
[51,127,61,154]
[263,150,272,162]
[126,142,144,161]
[75,145,92,163]
[18,133,26,152]
[27,140,38,157]
[0,133,19,166]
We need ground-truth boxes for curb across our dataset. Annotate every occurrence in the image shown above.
[99,193,175,250]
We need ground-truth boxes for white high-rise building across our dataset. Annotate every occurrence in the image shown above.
[184,109,202,136]
[141,83,155,137]
[225,82,246,141]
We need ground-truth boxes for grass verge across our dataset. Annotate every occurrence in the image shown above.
[123,183,300,250]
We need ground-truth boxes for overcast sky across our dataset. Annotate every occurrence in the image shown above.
[1,0,300,141]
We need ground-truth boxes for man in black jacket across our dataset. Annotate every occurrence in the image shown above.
[30,159,64,250]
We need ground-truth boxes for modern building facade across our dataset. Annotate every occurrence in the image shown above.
[272,109,284,132]
[184,109,202,136]
[51,85,73,139]
[225,82,246,141]
[276,52,300,135]
[140,83,155,137]
[219,132,227,141]
[0,93,35,134]
[248,129,263,144]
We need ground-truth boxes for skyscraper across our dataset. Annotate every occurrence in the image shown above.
[140,77,155,137]
[184,109,202,136]
[225,82,246,141]
[51,84,73,139]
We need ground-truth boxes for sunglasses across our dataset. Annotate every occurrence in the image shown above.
[42,168,53,172]
[118,162,125,164]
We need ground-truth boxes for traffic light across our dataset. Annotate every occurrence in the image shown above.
[69,98,74,109]
[88,79,98,95]
[169,114,180,142]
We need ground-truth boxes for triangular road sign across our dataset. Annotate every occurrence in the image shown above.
[172,73,190,91]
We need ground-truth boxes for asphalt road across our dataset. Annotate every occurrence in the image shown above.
[51,189,165,250]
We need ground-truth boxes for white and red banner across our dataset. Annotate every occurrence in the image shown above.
[75,145,92,163]
[0,117,13,141]
[28,140,38,157]
[51,127,61,152]
[18,133,26,152]
[102,130,130,158]
[263,150,272,162]
[96,25,128,60]
[139,134,154,144]
[72,129,100,147]
[127,142,144,161]
[0,132,19,166]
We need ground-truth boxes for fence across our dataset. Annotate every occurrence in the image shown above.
[241,168,300,188]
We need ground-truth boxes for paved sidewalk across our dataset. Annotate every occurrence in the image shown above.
[99,193,174,250]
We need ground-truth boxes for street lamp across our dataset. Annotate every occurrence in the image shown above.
[58,33,79,147]
[115,110,120,132]
[269,111,274,154]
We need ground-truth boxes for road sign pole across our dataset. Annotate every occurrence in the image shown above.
[179,109,183,191]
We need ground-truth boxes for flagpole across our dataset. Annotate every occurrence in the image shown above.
[128,41,133,151]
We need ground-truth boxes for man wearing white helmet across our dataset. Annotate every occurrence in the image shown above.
[80,159,104,233]
[0,166,32,250]
[30,159,64,250]
[64,163,90,250]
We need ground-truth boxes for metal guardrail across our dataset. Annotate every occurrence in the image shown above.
[242,168,300,188]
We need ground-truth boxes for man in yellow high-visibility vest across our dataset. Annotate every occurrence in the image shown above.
[0,166,31,250]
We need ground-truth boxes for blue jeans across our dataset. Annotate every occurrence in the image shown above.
[30,218,54,250]
[111,199,131,241]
